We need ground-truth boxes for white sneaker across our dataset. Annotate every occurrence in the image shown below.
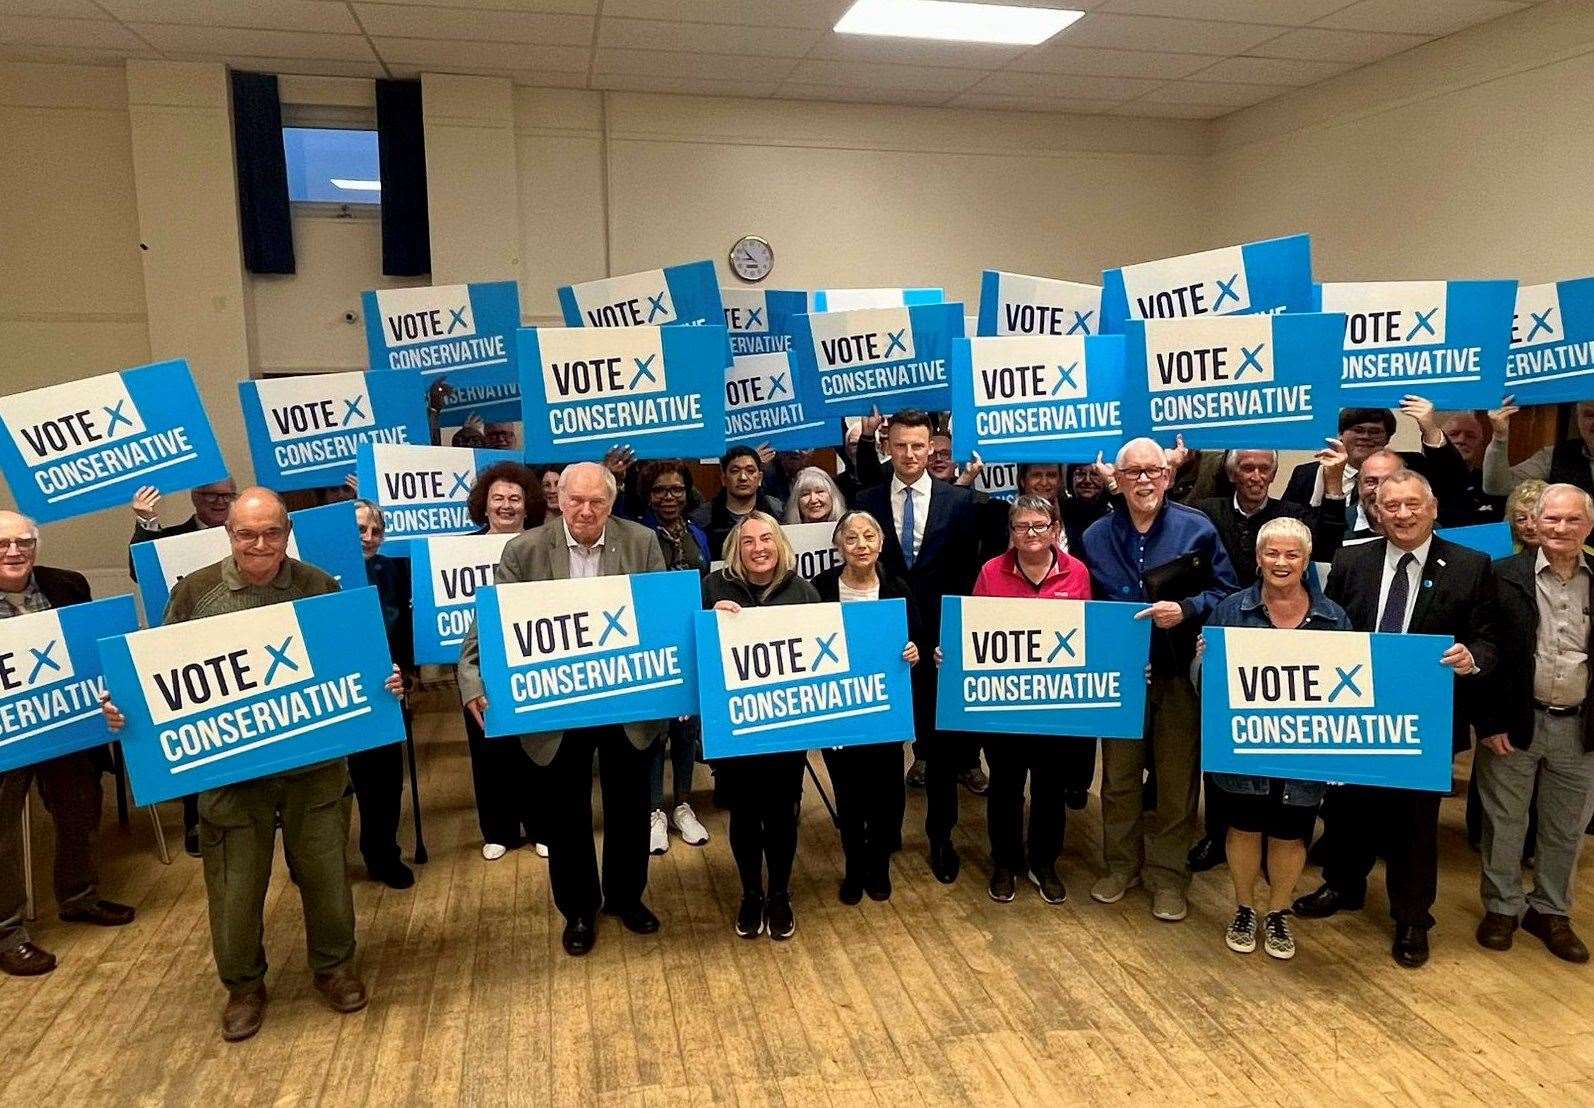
[534,842,549,858]
[672,802,709,846]
[650,810,669,855]
[481,843,508,861]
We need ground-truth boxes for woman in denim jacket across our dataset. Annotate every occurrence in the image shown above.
[1194,516,1350,960]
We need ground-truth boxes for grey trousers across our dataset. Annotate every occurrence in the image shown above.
[0,751,103,951]
[1100,675,1200,895]
[1477,709,1594,918]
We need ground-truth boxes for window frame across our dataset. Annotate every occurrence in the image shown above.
[280,105,381,220]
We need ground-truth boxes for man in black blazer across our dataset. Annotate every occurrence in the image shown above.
[1292,471,1498,968]
[0,510,136,977]
[126,478,237,578]
[856,409,983,883]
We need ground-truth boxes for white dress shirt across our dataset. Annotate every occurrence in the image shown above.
[563,520,606,579]
[1375,536,1431,632]
[890,471,931,560]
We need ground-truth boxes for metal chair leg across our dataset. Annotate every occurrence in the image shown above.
[148,805,171,865]
[22,792,35,922]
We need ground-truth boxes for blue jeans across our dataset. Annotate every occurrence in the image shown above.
[651,718,699,810]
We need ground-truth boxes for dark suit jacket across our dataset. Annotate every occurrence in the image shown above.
[810,566,925,648]
[1283,439,1470,527]
[1192,496,1343,588]
[127,514,203,580]
[855,476,981,645]
[32,565,92,609]
[1325,535,1498,754]
[1477,551,1594,752]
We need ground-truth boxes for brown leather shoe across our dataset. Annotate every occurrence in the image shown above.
[312,966,369,1013]
[221,982,267,1042]
[1476,911,1518,951]
[1523,908,1590,964]
[59,899,136,927]
[0,941,57,977]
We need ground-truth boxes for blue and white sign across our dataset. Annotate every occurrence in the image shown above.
[239,370,430,492]
[1507,278,1594,405]
[518,325,727,462]
[936,597,1149,738]
[723,351,831,452]
[788,303,964,417]
[476,570,699,738]
[1436,522,1514,560]
[951,334,1127,464]
[131,501,366,625]
[711,521,841,580]
[355,442,517,548]
[721,288,808,356]
[0,359,227,525]
[1316,279,1517,409]
[362,281,522,425]
[1200,626,1454,792]
[1121,313,1344,449]
[695,599,915,758]
[559,260,730,367]
[977,270,1101,338]
[102,587,404,806]
[0,596,138,774]
[1101,234,1314,334]
[973,461,1019,502]
[409,531,516,664]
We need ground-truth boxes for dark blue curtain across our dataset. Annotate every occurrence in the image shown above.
[230,70,295,275]
[376,79,431,277]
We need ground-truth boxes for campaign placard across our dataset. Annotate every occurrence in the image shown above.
[721,287,808,356]
[409,531,517,664]
[0,596,138,774]
[239,370,430,492]
[559,260,730,367]
[810,288,944,311]
[950,334,1127,464]
[788,302,964,418]
[1436,522,1514,560]
[711,521,841,579]
[935,596,1149,738]
[1121,313,1343,449]
[355,442,517,548]
[130,501,366,625]
[362,281,522,425]
[1101,234,1314,334]
[1506,278,1594,405]
[1316,279,1517,409]
[695,599,914,758]
[977,270,1102,338]
[723,351,832,452]
[518,325,727,462]
[0,359,227,525]
[973,460,1019,502]
[102,587,404,806]
[475,570,699,738]
[1200,626,1454,792]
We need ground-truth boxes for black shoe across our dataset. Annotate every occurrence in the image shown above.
[839,873,863,906]
[58,899,135,927]
[988,866,1016,903]
[1476,911,1518,951]
[1291,884,1364,919]
[1028,866,1067,905]
[184,826,201,858]
[766,894,796,941]
[602,904,660,935]
[905,758,927,789]
[865,860,892,902]
[1064,786,1088,811]
[1393,924,1430,968]
[929,839,960,885]
[1187,836,1226,873]
[736,893,765,938]
[561,916,596,956]
[960,766,989,795]
[369,861,415,890]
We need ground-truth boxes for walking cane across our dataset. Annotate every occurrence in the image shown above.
[805,754,840,829]
[404,709,428,864]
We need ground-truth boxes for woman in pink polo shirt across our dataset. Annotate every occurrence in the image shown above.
[973,494,1093,906]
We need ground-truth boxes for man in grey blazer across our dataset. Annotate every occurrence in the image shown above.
[459,462,667,956]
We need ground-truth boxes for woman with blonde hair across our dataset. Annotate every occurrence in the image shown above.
[783,466,847,525]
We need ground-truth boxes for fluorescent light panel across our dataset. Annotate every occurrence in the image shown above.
[834,0,1083,46]
[331,178,382,191]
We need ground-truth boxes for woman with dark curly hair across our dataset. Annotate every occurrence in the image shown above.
[466,460,544,535]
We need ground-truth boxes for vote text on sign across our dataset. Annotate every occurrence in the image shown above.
[559,260,730,366]
[721,288,807,356]
[355,442,517,550]
[362,281,522,425]
[724,351,832,452]
[950,333,1127,464]
[410,531,517,664]
[977,270,1102,338]
[787,302,964,417]
[1507,277,1594,405]
[1101,234,1314,334]
[239,370,429,491]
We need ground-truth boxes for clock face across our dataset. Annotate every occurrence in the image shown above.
[729,236,774,282]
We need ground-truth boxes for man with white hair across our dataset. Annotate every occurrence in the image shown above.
[1081,438,1238,923]
[0,510,135,976]
[459,461,669,957]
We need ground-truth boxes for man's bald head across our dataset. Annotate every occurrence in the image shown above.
[227,487,290,530]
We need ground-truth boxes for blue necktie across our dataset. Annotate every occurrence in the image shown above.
[1378,552,1415,633]
[1344,481,1359,536]
[900,487,917,568]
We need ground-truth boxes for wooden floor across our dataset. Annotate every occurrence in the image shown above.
[6,707,1594,1107]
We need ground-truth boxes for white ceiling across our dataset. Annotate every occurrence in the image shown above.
[0,0,1543,119]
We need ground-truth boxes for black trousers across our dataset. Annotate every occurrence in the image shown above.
[1321,784,1442,928]
[1061,738,1097,792]
[911,664,960,842]
[720,751,806,897]
[545,726,651,923]
[822,743,904,883]
[464,707,544,847]
[1201,773,1232,840]
[347,740,404,870]
[986,737,1082,872]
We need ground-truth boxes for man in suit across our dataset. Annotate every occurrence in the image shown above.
[1441,410,1505,523]
[459,462,667,956]
[1282,399,1470,530]
[0,510,136,977]
[1474,484,1594,963]
[857,409,983,883]
[1293,470,1498,968]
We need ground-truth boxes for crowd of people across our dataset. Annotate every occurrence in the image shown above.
[4,393,1594,1046]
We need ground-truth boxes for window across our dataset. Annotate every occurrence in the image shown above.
[282,126,380,205]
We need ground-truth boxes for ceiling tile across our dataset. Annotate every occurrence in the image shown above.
[591,73,781,98]
[1058,12,1289,54]
[597,17,819,58]
[99,0,358,33]
[129,24,379,61]
[204,53,388,78]
[0,42,154,64]
[807,34,1028,69]
[1139,79,1293,106]
[361,0,597,10]
[1113,99,1229,118]
[2,0,106,17]
[966,70,1163,99]
[374,37,590,72]
[949,93,1123,115]
[593,48,798,83]
[1314,0,1527,36]
[0,15,151,50]
[352,5,593,45]
[1008,43,1212,79]
[1183,53,1356,85]
[1248,24,1427,62]
[598,0,851,29]
[775,83,955,107]
[1099,0,1355,25]
[782,57,986,93]
[509,70,589,88]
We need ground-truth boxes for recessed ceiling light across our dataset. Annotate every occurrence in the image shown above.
[834,0,1083,47]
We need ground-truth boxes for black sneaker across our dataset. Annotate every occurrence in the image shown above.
[735,893,764,939]
[988,866,1016,903]
[905,758,927,788]
[766,894,796,941]
[838,873,863,906]
[960,766,989,795]
[1263,910,1296,960]
[183,826,201,858]
[1064,786,1088,811]
[1028,867,1066,904]
[865,859,892,902]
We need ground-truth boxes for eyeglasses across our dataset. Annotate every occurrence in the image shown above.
[928,449,953,462]
[0,537,37,552]
[195,491,237,503]
[232,528,288,545]
[841,532,879,548]
[1117,466,1167,483]
[651,486,687,498]
[1010,522,1053,536]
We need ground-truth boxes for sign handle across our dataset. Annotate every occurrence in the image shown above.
[404,711,428,865]
[22,793,35,922]
[804,755,839,831]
